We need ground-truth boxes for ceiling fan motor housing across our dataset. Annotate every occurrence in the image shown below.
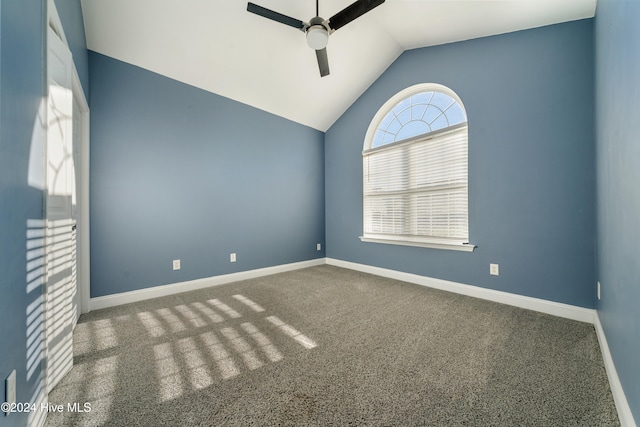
[306,16,330,50]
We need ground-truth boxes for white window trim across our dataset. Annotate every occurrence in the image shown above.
[362,83,476,252]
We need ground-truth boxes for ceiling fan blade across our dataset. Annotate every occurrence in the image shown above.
[247,3,305,30]
[328,0,385,32]
[315,48,330,77]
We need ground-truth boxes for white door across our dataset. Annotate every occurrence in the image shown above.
[46,25,76,393]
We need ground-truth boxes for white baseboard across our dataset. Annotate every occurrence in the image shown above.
[594,313,637,427]
[326,258,596,324]
[92,256,595,322]
[89,258,325,311]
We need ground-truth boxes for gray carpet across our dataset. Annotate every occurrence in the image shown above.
[44,265,619,426]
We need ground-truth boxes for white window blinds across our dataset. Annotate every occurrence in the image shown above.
[363,124,469,245]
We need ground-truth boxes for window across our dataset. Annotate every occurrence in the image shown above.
[361,83,474,251]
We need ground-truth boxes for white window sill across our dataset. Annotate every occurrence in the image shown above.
[359,236,476,252]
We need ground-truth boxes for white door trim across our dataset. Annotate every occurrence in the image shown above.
[72,65,90,316]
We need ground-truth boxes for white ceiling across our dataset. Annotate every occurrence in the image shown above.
[80,0,596,131]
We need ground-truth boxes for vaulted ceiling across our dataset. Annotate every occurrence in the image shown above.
[80,0,596,131]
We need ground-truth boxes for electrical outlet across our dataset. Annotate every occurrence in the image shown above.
[230,253,236,263]
[172,259,181,270]
[5,370,16,416]
[490,263,499,276]
[597,281,601,300]
[317,243,321,251]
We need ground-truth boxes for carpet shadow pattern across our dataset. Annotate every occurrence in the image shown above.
[44,265,619,426]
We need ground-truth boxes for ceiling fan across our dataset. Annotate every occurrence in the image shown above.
[247,0,385,77]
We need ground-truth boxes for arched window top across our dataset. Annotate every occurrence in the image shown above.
[366,83,467,149]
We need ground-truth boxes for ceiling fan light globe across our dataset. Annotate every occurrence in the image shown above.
[307,25,329,50]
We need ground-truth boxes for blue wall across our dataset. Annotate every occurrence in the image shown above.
[325,19,596,308]
[3,2,638,424]
[89,52,325,297]
[595,0,640,422]
[0,1,46,426]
